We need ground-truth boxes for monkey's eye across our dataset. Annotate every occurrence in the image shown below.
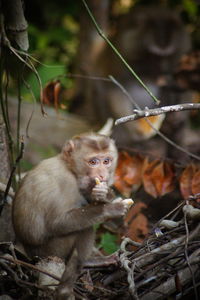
[88,158,100,166]
[103,158,112,165]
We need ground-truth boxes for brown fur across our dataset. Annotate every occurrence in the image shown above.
[12,133,127,299]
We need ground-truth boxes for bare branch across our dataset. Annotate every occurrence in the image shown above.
[140,249,200,300]
[115,103,200,125]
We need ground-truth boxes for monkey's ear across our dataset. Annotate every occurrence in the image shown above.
[61,140,75,161]
[98,118,113,136]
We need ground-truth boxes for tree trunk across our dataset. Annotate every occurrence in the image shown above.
[0,114,14,242]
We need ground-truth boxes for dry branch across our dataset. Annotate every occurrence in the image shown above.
[115,103,200,125]
[76,205,200,299]
[141,249,200,300]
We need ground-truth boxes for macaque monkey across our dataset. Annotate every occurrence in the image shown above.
[72,6,191,147]
[12,133,133,299]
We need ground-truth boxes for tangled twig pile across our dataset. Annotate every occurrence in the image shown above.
[76,201,200,299]
[0,201,200,299]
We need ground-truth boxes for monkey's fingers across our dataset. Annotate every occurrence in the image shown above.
[92,186,108,193]
[91,186,109,203]
[112,197,123,203]
[94,179,108,189]
[92,191,108,198]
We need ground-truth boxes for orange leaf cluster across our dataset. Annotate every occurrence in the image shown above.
[179,164,200,202]
[114,151,175,198]
[114,151,143,197]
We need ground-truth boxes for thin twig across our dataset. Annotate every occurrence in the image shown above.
[152,200,185,232]
[0,138,24,215]
[189,193,200,200]
[0,182,14,197]
[183,206,198,300]
[4,68,11,133]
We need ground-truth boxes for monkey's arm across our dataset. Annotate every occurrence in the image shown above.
[48,201,127,236]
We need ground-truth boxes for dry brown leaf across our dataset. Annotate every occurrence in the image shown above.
[192,169,200,202]
[142,158,175,198]
[114,151,143,197]
[151,161,164,196]
[154,161,175,197]
[125,202,148,244]
[142,158,160,198]
[42,80,61,111]
[179,164,197,199]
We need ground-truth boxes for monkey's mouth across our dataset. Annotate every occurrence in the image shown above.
[149,44,175,56]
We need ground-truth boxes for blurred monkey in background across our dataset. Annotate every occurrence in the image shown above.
[72,5,191,149]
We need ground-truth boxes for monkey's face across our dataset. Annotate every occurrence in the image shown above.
[85,153,115,182]
[76,150,118,194]
[62,133,118,196]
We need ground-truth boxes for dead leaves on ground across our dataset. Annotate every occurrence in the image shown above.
[179,164,200,202]
[114,151,200,201]
[125,202,149,244]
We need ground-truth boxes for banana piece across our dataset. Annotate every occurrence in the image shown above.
[95,178,101,185]
[122,198,134,207]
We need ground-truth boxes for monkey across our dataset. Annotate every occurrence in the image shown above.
[12,132,132,299]
[72,6,192,150]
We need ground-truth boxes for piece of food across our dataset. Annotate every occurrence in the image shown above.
[122,198,134,207]
[95,177,101,185]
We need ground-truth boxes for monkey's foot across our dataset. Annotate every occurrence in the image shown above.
[55,286,75,300]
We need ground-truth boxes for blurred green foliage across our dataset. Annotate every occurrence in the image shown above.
[99,232,119,254]
[21,0,80,102]
[94,223,119,254]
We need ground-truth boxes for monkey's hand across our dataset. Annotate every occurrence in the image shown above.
[91,181,109,203]
[104,197,134,219]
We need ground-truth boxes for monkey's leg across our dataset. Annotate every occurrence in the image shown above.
[76,227,94,262]
[55,248,79,300]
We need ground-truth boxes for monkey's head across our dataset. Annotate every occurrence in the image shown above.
[114,6,191,61]
[61,133,118,191]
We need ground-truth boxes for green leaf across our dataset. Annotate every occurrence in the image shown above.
[183,0,198,18]
[99,232,119,254]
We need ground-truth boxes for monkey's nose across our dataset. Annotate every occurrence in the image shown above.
[98,175,108,182]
